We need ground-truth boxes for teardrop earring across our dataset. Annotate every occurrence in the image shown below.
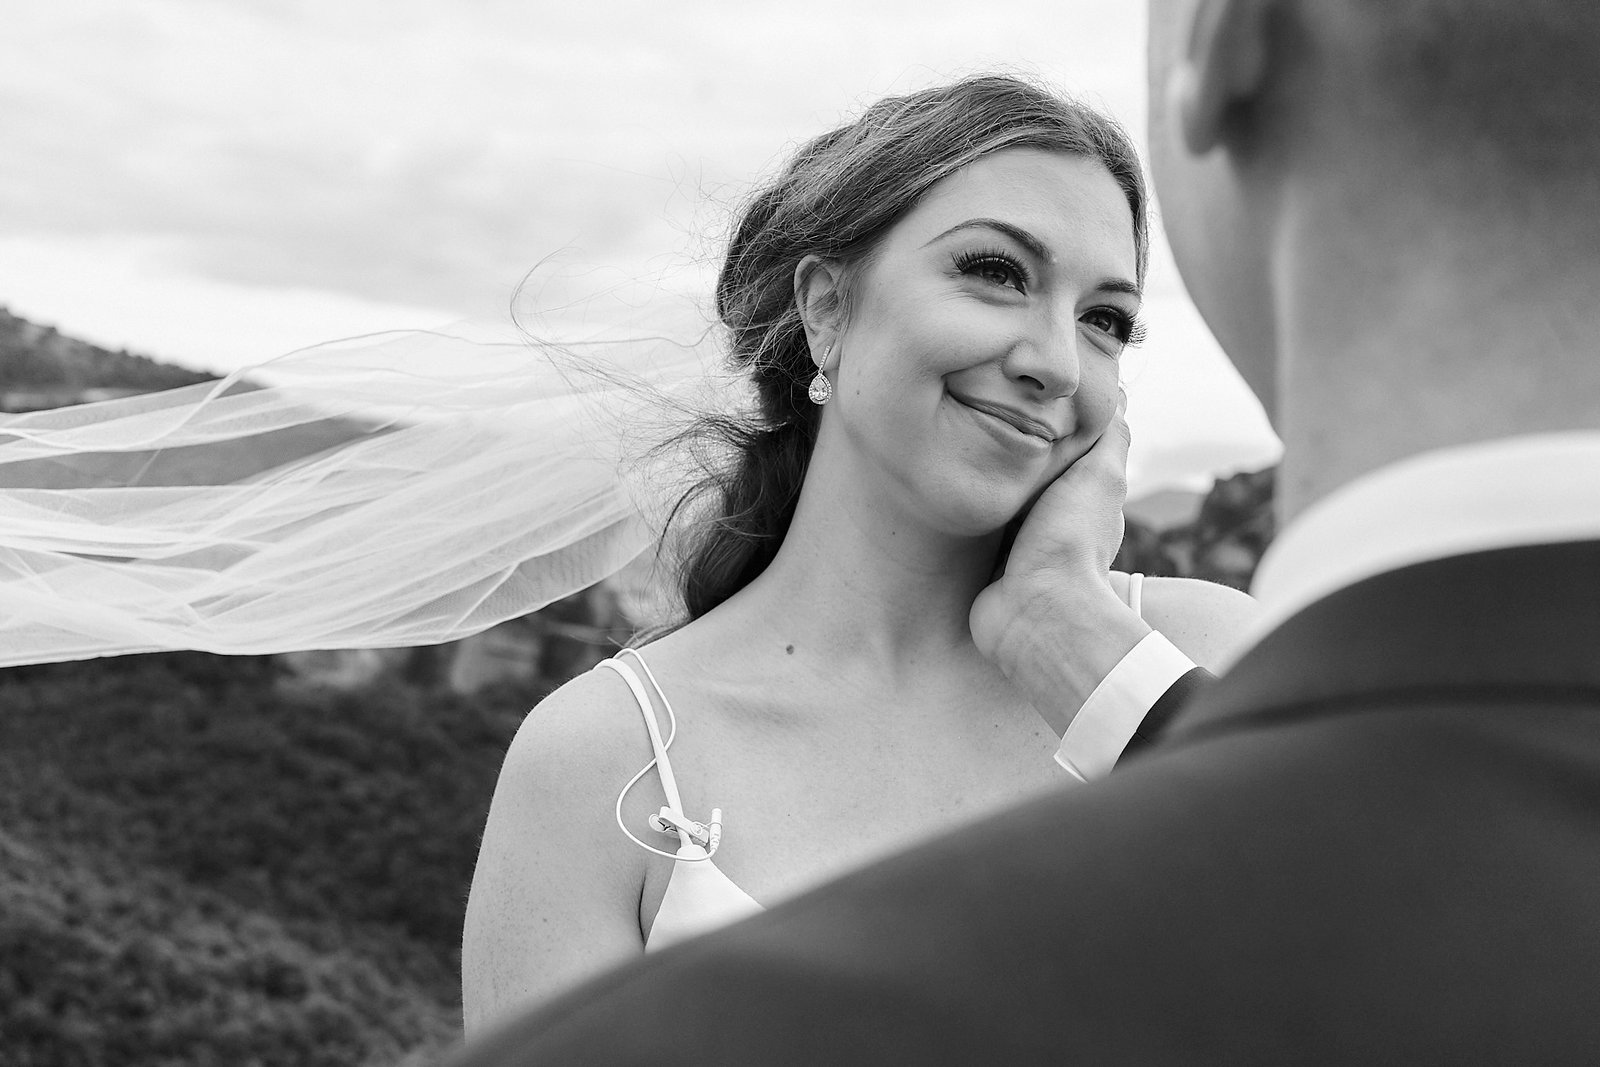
[808,344,834,405]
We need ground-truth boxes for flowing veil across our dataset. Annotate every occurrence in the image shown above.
[0,307,738,668]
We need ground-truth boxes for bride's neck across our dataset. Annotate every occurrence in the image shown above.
[728,464,1002,670]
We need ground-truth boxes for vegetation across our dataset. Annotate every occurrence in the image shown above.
[1117,466,1275,591]
[0,653,549,1067]
[0,307,215,394]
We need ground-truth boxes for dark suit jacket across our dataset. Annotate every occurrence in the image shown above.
[449,540,1600,1065]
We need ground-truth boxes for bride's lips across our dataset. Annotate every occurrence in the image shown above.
[947,390,1062,444]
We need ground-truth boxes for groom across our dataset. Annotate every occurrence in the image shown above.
[447,0,1600,1061]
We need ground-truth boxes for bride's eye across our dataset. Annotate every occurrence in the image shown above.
[1080,306,1147,350]
[953,248,1030,293]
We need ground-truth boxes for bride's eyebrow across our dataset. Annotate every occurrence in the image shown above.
[923,218,1052,263]
[1096,278,1143,300]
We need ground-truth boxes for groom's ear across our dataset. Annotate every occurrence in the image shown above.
[1169,0,1275,154]
[794,254,848,353]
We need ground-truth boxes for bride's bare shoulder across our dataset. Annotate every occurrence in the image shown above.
[464,658,663,1023]
[1115,572,1260,672]
[500,625,727,780]
[495,659,658,805]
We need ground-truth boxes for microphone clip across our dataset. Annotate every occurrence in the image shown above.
[648,806,723,853]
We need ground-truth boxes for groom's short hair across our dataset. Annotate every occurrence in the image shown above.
[1305,1,1600,182]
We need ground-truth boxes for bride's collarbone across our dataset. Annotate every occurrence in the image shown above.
[655,680,1060,810]
[624,631,1059,784]
[685,664,1044,750]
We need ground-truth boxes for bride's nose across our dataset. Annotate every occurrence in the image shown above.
[1002,316,1081,398]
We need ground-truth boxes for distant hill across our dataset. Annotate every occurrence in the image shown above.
[0,307,215,407]
[0,308,380,490]
[1125,486,1206,531]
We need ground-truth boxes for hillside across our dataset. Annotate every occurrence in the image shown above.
[0,308,382,491]
[0,307,215,403]
[0,653,536,1066]
[1117,466,1276,590]
[1124,485,1204,531]
[0,314,498,1065]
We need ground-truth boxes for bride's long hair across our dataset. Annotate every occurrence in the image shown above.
[669,74,1150,620]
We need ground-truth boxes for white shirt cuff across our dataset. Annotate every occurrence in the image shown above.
[1055,631,1197,782]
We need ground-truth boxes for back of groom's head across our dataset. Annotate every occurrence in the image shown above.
[1308,3,1600,177]
[1147,0,1600,515]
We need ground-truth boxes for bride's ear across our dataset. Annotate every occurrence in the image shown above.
[794,254,847,358]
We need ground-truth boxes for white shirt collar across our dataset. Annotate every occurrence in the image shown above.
[1224,432,1600,666]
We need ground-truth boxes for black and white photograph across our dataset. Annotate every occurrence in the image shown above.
[3,2,1597,1064]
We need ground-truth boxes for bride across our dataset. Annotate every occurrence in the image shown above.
[460,74,1257,1028]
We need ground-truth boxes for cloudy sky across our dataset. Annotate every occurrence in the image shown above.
[2,0,1279,493]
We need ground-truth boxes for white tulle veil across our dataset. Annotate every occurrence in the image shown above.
[0,302,744,668]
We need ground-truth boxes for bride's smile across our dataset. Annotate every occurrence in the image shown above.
[944,387,1063,449]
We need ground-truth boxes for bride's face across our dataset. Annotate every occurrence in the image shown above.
[824,147,1141,535]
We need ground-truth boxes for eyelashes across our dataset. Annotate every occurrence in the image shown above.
[953,247,1031,291]
[1084,307,1148,349]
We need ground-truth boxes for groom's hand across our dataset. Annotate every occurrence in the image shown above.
[970,392,1152,736]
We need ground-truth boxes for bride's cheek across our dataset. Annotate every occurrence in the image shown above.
[1079,391,1119,445]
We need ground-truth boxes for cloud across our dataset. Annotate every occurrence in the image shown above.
[0,234,462,372]
[2,1,1147,309]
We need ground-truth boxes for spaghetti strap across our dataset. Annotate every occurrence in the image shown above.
[601,648,722,861]
[600,649,685,817]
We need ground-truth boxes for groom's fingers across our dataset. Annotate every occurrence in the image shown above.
[1008,393,1131,576]
[1059,390,1131,514]
[1096,388,1132,493]
[1113,387,1131,451]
